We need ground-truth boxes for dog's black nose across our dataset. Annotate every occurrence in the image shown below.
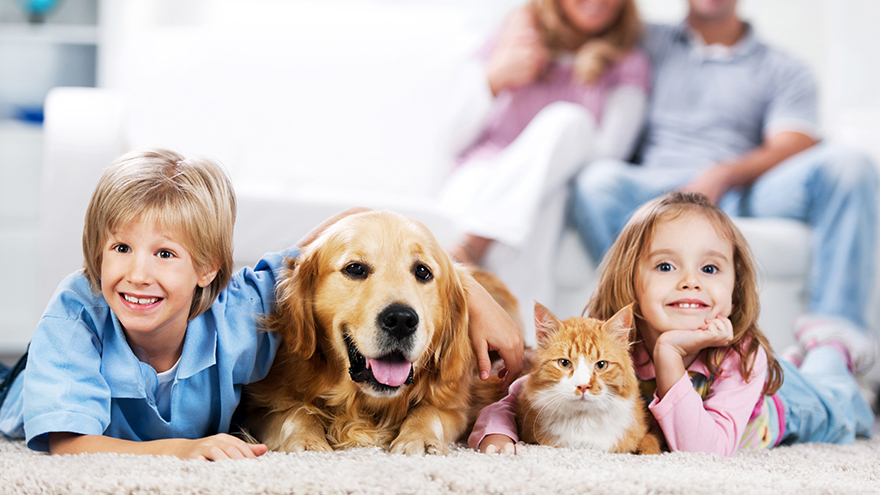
[378,304,419,340]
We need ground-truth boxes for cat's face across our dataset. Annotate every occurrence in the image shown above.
[635,212,735,338]
[529,304,637,411]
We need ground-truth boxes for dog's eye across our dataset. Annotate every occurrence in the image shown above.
[344,263,368,279]
[557,359,571,368]
[413,264,433,282]
[595,360,608,371]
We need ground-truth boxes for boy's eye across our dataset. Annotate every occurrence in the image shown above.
[702,265,718,274]
[557,359,571,368]
[656,262,673,272]
[113,244,130,254]
[157,250,175,259]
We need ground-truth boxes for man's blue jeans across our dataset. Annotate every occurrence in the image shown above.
[570,143,879,330]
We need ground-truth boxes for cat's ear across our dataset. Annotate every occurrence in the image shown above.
[534,301,562,345]
[602,303,635,343]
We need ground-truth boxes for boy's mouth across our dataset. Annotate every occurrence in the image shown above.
[122,294,162,305]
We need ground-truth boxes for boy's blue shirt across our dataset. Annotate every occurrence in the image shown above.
[0,247,298,451]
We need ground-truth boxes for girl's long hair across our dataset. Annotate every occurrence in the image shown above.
[585,192,783,395]
[532,0,641,83]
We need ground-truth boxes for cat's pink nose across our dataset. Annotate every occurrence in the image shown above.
[576,384,591,395]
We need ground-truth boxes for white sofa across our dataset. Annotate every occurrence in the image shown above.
[41,86,815,353]
[34,2,880,389]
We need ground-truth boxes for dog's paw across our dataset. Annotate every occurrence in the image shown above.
[277,436,334,453]
[390,437,449,456]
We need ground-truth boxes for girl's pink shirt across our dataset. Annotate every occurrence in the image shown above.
[468,343,769,456]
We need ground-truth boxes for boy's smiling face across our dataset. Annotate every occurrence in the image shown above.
[634,212,735,339]
[101,217,216,349]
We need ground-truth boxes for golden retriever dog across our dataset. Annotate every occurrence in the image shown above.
[245,210,519,455]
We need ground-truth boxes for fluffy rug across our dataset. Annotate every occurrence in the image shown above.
[1,437,878,495]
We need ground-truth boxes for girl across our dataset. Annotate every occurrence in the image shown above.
[471,192,875,456]
[439,0,649,326]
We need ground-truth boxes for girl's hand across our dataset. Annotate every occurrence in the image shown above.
[479,434,517,454]
[656,316,734,358]
[652,316,733,399]
[485,6,550,95]
[172,434,269,461]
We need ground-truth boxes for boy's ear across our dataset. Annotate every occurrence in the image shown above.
[197,264,219,288]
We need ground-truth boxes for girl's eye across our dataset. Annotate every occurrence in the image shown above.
[557,359,571,368]
[702,265,718,274]
[413,264,433,282]
[344,263,368,279]
[113,244,130,254]
[656,262,673,272]
[595,360,608,371]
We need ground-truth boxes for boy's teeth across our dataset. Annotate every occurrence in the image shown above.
[677,303,700,308]
[124,294,159,305]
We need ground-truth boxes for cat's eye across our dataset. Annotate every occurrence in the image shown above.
[557,359,571,368]
[595,360,608,370]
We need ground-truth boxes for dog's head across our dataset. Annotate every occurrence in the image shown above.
[271,210,471,399]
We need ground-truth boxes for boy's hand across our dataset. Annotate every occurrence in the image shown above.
[479,434,517,454]
[464,277,524,389]
[175,434,268,461]
[49,431,268,460]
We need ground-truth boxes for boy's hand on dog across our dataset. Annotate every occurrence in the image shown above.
[465,278,524,389]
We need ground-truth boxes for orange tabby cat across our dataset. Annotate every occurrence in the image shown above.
[516,303,661,454]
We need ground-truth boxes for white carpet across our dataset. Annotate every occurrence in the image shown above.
[1,438,878,495]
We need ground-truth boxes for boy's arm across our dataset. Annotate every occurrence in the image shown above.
[462,276,524,389]
[49,432,267,460]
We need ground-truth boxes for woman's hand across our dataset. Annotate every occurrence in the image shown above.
[485,6,550,96]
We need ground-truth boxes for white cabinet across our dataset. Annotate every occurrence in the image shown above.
[0,0,99,354]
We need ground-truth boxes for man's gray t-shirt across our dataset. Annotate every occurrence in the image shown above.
[633,22,819,171]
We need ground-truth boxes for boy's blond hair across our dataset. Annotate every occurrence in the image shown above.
[586,192,783,395]
[82,148,237,319]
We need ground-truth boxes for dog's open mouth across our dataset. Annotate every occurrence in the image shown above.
[346,334,414,389]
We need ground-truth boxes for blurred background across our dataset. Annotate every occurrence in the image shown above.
[1,0,879,359]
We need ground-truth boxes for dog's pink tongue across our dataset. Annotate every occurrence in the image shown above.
[368,359,412,387]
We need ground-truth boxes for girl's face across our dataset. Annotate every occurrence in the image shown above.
[101,217,216,346]
[560,0,625,35]
[634,212,735,338]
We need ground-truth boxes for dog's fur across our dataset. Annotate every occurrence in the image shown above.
[245,210,516,455]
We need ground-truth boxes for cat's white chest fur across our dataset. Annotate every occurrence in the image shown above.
[532,358,637,451]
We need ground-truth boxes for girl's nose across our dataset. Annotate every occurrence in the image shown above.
[678,269,700,290]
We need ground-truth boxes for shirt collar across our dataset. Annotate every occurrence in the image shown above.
[101,312,217,398]
[675,20,760,61]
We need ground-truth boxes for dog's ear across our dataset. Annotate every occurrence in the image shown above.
[432,262,474,384]
[270,251,320,359]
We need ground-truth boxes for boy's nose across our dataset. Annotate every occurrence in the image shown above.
[126,255,153,284]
